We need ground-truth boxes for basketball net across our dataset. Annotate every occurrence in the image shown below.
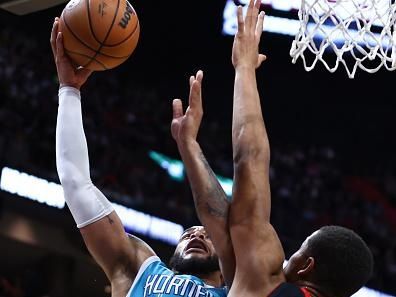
[290,0,396,78]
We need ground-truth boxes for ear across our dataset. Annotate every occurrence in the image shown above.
[297,257,315,277]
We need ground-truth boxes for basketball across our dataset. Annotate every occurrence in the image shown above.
[58,0,140,71]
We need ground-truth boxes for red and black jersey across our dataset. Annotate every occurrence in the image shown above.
[269,283,312,297]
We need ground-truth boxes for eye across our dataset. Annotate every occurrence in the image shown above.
[181,233,191,240]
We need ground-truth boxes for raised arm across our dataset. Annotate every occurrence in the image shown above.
[171,71,235,287]
[229,1,285,295]
[51,18,155,288]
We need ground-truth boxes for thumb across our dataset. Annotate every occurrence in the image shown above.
[172,99,184,119]
[257,54,267,67]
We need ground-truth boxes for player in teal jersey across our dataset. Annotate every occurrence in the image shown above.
[170,69,235,289]
[50,18,227,297]
[126,227,226,297]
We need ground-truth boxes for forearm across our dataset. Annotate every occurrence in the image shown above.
[56,87,113,228]
[177,140,235,286]
[232,67,269,164]
[178,140,228,225]
[56,87,90,182]
[55,87,154,282]
[231,67,271,225]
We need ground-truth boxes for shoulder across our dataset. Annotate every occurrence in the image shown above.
[125,255,165,296]
[121,233,157,279]
[127,233,157,258]
[268,283,306,297]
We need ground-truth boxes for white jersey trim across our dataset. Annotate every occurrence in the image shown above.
[125,256,161,297]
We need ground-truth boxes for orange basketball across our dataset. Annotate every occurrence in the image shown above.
[58,0,140,71]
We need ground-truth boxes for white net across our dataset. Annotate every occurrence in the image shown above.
[290,0,396,78]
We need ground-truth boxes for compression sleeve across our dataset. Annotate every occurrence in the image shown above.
[56,86,114,228]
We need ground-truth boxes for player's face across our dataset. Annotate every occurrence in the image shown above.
[169,226,220,274]
[176,226,216,260]
[283,231,317,282]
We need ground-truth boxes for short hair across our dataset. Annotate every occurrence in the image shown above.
[305,225,374,297]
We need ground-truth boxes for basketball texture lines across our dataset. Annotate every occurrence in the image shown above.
[59,0,140,70]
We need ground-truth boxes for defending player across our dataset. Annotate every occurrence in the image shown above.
[51,17,227,297]
[227,1,374,297]
[173,1,374,296]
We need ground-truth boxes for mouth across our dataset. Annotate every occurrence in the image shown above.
[185,238,208,255]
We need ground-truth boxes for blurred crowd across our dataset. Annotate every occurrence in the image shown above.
[0,271,46,297]
[0,20,396,296]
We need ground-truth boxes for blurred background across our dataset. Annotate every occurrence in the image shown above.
[0,0,395,296]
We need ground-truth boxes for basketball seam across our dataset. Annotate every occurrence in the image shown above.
[97,53,130,59]
[65,48,108,70]
[84,0,120,68]
[102,18,139,47]
[86,0,105,45]
[62,13,98,53]
[62,13,127,59]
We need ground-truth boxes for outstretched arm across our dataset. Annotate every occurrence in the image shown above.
[229,1,285,295]
[51,18,155,287]
[171,71,235,287]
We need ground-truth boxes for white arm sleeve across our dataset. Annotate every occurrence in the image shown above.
[56,86,114,228]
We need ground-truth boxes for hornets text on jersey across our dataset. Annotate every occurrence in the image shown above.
[126,256,227,297]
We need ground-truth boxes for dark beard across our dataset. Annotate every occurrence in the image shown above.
[168,252,220,275]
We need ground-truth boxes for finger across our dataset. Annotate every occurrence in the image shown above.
[251,0,261,32]
[237,6,244,34]
[189,80,202,112]
[196,70,203,84]
[50,19,59,59]
[245,0,254,31]
[56,32,65,58]
[254,0,262,13]
[189,75,194,88]
[255,10,265,38]
[172,99,184,119]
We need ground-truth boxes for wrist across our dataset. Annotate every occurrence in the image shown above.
[234,64,256,72]
[59,82,81,90]
[234,66,257,81]
[177,138,199,151]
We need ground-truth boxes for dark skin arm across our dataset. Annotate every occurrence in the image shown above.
[229,1,285,296]
[171,71,235,287]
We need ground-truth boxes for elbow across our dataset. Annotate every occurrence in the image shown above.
[233,144,270,167]
[232,125,270,165]
[56,162,85,193]
[58,174,81,192]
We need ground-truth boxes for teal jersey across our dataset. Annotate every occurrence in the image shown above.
[127,256,227,297]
